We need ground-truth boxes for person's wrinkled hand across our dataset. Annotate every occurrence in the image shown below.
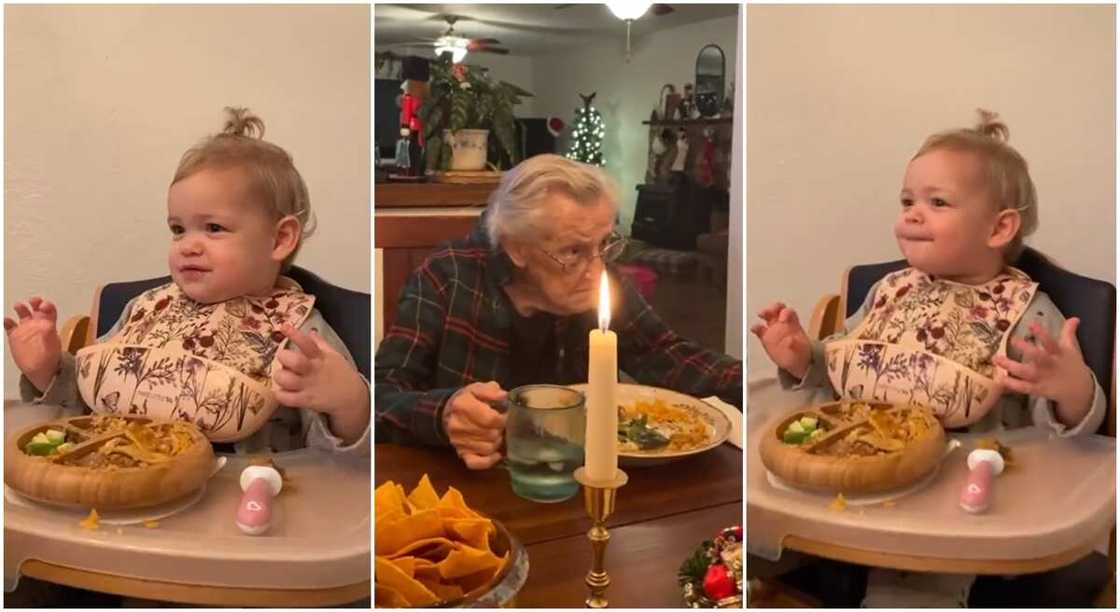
[750,302,812,379]
[443,381,507,470]
[993,319,1095,426]
[4,297,62,392]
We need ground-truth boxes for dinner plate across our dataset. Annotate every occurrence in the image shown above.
[570,383,732,466]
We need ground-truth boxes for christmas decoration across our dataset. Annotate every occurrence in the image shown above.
[678,526,743,608]
[703,564,736,600]
[547,116,565,138]
[565,92,606,166]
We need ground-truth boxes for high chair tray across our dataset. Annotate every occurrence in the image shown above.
[746,381,1116,572]
[4,402,369,596]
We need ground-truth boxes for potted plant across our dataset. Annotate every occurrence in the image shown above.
[418,58,533,171]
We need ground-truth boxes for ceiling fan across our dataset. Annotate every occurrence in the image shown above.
[386,15,509,64]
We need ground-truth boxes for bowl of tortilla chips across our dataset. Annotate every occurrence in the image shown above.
[375,475,529,607]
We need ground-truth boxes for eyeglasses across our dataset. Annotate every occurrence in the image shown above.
[538,232,627,272]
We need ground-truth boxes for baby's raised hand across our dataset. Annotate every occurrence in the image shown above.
[750,302,812,379]
[3,297,62,392]
[273,324,369,444]
[993,319,1095,426]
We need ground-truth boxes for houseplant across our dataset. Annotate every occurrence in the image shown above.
[417,57,533,171]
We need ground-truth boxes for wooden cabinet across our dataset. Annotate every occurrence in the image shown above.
[374,182,495,331]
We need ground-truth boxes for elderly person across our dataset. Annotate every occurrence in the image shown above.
[375,154,742,468]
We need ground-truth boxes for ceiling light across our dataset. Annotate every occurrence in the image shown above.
[606,1,652,21]
[434,37,468,63]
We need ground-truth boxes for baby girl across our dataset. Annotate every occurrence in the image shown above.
[5,108,370,455]
[752,110,1104,605]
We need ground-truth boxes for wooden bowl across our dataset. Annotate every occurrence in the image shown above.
[758,402,946,495]
[5,414,216,510]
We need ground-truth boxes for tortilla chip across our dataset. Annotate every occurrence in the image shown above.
[438,545,504,580]
[407,474,441,511]
[455,552,511,594]
[418,577,465,603]
[436,506,479,521]
[390,556,418,577]
[375,556,439,607]
[388,537,456,561]
[376,509,445,556]
[374,583,411,608]
[437,486,481,518]
[445,518,495,551]
[375,481,407,520]
[79,508,100,530]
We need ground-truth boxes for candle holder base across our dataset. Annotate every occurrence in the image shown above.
[573,467,629,608]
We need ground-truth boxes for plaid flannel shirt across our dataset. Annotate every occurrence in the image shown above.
[374,221,743,446]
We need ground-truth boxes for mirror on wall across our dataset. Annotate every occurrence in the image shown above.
[694,44,725,117]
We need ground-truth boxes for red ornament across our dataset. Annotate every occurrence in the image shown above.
[702,563,736,600]
[547,116,565,137]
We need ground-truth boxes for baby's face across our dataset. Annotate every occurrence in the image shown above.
[895,148,1002,282]
[167,167,282,304]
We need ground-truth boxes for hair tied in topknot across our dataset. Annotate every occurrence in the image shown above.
[222,106,265,139]
[974,108,1010,143]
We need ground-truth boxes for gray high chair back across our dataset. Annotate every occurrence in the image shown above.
[66,266,370,379]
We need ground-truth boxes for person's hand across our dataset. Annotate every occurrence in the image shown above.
[993,319,1095,426]
[442,381,507,470]
[273,324,369,444]
[3,297,62,392]
[750,302,812,379]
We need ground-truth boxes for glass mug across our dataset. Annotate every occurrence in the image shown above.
[503,385,586,503]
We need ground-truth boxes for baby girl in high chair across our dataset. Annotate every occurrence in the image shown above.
[752,110,1105,606]
[5,108,370,455]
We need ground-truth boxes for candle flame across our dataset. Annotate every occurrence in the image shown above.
[598,270,610,331]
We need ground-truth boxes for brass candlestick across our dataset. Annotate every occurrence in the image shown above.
[572,466,629,608]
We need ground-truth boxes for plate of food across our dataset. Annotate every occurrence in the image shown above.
[375,475,529,608]
[571,383,733,466]
[757,401,946,494]
[4,414,216,511]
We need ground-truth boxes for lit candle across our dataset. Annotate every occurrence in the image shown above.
[585,270,618,481]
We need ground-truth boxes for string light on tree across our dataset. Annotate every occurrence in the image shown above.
[566,91,606,166]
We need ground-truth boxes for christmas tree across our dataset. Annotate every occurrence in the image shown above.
[566,92,605,166]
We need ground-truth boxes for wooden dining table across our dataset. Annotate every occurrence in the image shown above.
[375,442,743,608]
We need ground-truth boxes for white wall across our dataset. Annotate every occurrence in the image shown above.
[746,5,1116,380]
[726,9,744,360]
[5,5,371,394]
[531,15,738,232]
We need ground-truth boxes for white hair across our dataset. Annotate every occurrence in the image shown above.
[485,154,620,247]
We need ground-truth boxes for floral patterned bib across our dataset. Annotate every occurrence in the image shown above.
[75,278,315,442]
[824,267,1037,428]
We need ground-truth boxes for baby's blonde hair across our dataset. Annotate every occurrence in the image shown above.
[172,107,316,269]
[913,109,1037,260]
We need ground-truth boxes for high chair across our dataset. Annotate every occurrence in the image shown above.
[60,266,371,378]
[806,246,1116,606]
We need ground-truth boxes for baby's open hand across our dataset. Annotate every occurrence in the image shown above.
[750,302,812,379]
[4,297,62,392]
[273,324,369,444]
[993,319,1095,426]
